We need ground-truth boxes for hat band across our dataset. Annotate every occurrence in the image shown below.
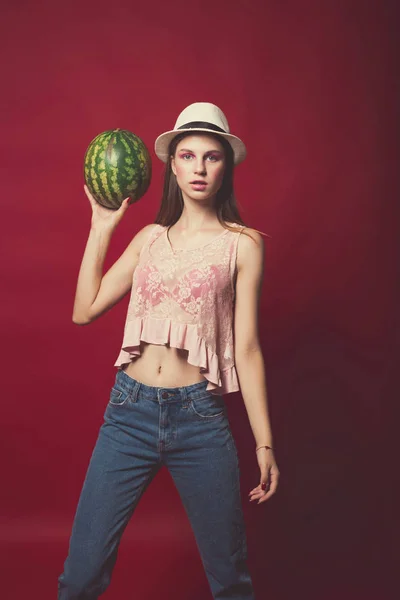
[177,121,227,133]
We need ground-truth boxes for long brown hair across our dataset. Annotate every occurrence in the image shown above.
[153,131,271,241]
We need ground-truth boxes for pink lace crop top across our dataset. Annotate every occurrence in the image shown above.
[114,222,245,395]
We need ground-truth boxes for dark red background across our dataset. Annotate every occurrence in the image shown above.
[1,1,398,598]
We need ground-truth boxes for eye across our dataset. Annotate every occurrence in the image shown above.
[181,153,193,160]
[206,155,219,162]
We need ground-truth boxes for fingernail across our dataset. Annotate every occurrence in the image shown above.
[261,482,267,491]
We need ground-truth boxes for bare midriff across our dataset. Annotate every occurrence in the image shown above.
[122,341,207,388]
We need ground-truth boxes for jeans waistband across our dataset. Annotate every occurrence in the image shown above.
[115,369,217,404]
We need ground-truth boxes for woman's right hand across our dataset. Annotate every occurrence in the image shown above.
[84,184,131,233]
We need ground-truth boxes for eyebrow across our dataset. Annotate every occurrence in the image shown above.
[178,148,223,154]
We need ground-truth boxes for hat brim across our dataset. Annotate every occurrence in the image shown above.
[154,128,247,165]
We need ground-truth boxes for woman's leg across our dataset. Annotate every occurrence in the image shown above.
[165,391,255,600]
[57,376,162,600]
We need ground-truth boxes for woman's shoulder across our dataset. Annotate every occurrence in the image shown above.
[136,223,163,238]
[225,223,264,250]
[141,223,168,235]
[149,222,167,232]
[132,223,163,253]
[224,221,254,236]
[224,221,244,230]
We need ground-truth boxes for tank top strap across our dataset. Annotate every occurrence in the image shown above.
[138,224,164,259]
[228,224,245,290]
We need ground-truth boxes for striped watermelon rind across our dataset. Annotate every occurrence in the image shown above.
[84,129,152,210]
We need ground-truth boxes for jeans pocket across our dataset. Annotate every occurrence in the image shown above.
[189,393,226,419]
[108,384,130,406]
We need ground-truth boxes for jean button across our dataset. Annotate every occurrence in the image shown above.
[161,391,169,399]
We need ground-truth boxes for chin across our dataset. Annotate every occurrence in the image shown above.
[186,190,214,201]
[192,194,214,203]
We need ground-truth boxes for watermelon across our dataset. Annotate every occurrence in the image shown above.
[84,129,152,210]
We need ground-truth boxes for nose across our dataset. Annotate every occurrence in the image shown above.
[194,158,206,175]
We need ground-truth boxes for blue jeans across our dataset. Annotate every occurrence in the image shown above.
[57,369,255,599]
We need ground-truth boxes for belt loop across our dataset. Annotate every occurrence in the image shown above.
[130,381,140,403]
[181,385,188,407]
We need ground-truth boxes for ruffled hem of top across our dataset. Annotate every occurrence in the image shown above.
[114,315,240,396]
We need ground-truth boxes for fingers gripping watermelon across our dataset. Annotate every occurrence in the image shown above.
[84,129,152,210]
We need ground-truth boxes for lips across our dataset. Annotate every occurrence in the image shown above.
[190,181,208,189]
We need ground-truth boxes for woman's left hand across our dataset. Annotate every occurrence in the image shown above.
[248,449,280,504]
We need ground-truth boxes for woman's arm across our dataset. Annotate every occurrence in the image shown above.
[234,228,279,502]
[72,185,154,325]
[233,228,273,448]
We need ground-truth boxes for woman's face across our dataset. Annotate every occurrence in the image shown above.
[170,134,226,203]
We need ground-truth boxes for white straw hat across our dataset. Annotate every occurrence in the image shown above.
[154,102,247,165]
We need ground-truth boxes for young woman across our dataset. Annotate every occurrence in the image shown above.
[58,102,279,600]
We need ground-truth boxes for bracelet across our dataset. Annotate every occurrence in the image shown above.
[256,445,274,452]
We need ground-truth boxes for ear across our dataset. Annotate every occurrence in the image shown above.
[170,155,177,176]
